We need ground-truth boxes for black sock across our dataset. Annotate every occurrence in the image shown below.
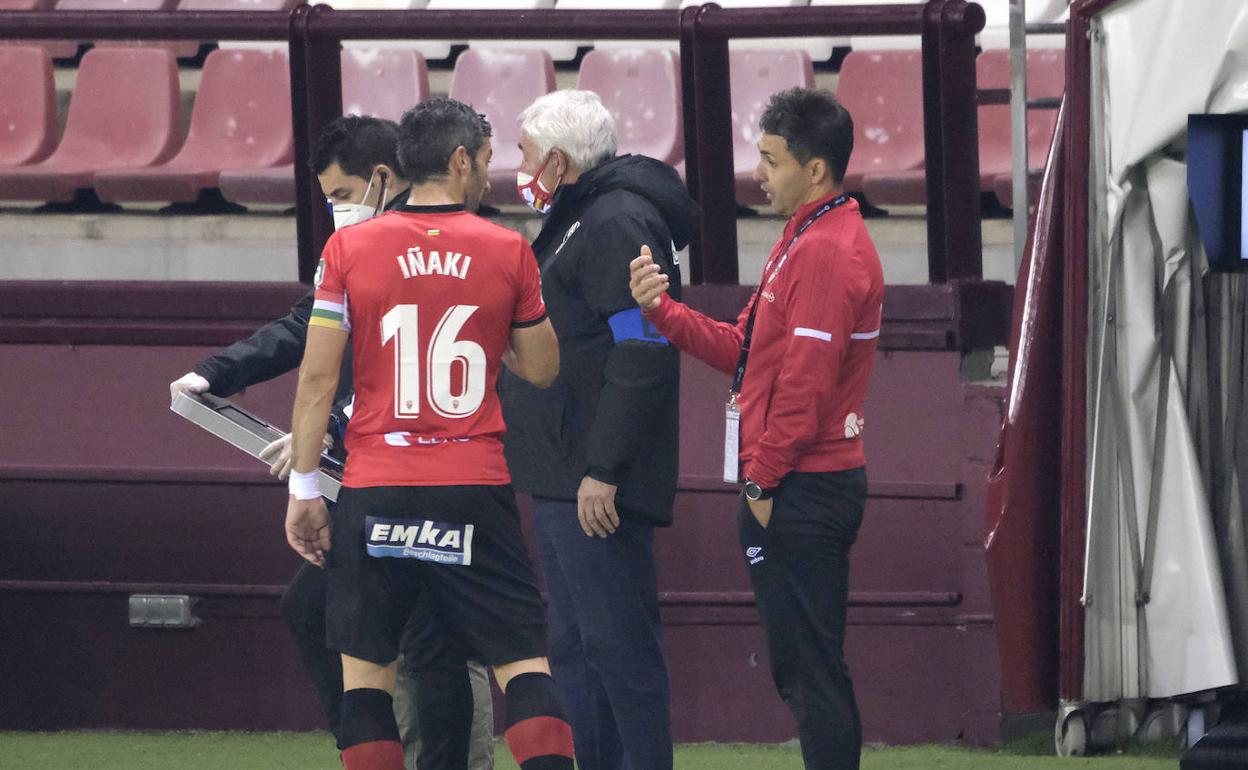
[503,672,574,769]
[339,688,403,770]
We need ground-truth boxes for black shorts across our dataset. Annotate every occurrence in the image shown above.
[326,484,547,667]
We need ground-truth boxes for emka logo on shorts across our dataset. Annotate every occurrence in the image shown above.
[365,516,474,565]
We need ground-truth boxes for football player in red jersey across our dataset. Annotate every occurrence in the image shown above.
[283,98,573,770]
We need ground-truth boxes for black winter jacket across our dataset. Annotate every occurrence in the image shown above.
[500,155,697,525]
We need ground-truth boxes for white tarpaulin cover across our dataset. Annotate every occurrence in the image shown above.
[1084,0,1248,701]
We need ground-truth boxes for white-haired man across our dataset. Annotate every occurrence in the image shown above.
[499,90,697,770]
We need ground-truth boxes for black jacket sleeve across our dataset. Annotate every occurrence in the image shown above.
[578,211,682,484]
[193,289,314,397]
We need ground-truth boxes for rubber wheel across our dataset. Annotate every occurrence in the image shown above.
[1056,709,1089,757]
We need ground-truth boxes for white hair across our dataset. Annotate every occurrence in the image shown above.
[518,90,618,173]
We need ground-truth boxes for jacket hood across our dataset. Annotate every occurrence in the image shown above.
[556,154,700,249]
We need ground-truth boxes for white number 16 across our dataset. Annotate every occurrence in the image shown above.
[381,304,486,419]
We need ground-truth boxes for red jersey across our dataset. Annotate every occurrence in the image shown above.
[312,204,547,487]
[646,194,884,489]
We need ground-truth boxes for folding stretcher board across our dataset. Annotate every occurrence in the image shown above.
[170,391,343,502]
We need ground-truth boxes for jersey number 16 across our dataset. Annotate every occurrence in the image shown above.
[381,304,486,420]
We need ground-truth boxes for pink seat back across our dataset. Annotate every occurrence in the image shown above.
[730,49,815,171]
[837,50,926,185]
[450,47,555,202]
[342,48,430,123]
[171,48,292,169]
[0,46,57,166]
[976,48,1064,177]
[56,0,175,7]
[49,47,182,168]
[176,0,297,10]
[577,48,683,166]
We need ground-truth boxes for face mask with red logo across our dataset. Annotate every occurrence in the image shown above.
[516,152,563,214]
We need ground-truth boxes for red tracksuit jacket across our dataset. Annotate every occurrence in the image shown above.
[646,194,884,490]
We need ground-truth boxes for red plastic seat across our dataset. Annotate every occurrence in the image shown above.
[220,48,430,207]
[862,48,1065,208]
[219,164,295,206]
[837,49,925,194]
[730,48,815,207]
[577,48,684,167]
[95,48,292,203]
[0,47,58,167]
[176,0,297,9]
[450,47,555,206]
[981,48,1063,208]
[342,47,430,122]
[0,47,181,202]
[0,0,77,58]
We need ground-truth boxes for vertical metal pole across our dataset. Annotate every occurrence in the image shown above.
[1009,0,1029,276]
[292,3,342,285]
[1059,4,1093,707]
[688,3,739,285]
[935,0,985,282]
[679,4,704,285]
[920,1,948,283]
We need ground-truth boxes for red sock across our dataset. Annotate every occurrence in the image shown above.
[340,740,404,770]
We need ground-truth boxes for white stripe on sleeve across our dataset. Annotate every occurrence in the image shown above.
[794,327,833,342]
[850,329,880,340]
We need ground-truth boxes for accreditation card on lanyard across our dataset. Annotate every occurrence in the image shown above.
[723,194,849,484]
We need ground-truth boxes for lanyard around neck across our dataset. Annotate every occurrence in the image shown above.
[730,194,849,396]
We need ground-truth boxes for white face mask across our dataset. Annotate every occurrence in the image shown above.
[329,171,386,230]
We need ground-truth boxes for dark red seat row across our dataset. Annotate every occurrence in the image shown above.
[858,48,1064,209]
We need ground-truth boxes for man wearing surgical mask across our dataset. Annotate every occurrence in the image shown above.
[500,90,697,770]
[168,114,496,770]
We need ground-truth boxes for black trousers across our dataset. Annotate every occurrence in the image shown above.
[736,468,867,770]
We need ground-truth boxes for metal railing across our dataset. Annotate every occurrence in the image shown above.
[0,1,986,286]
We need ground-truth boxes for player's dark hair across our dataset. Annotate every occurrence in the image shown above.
[397,97,493,184]
[760,87,854,184]
[308,115,401,179]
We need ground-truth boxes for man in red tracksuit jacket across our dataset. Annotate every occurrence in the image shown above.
[630,87,884,770]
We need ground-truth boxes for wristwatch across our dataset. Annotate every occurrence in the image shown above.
[743,479,773,501]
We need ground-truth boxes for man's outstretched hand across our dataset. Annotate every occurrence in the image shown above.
[629,245,669,313]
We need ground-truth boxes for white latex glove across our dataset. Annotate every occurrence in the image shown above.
[169,371,210,407]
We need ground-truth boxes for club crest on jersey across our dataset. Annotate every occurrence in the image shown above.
[396,245,472,281]
[365,516,474,565]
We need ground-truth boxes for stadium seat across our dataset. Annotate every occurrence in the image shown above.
[981,47,1063,208]
[57,0,199,58]
[342,47,430,122]
[221,48,431,207]
[860,47,1064,208]
[812,0,918,50]
[94,49,291,204]
[449,47,555,206]
[679,0,839,62]
[577,47,684,167]
[0,47,58,167]
[218,164,295,206]
[0,47,182,203]
[978,0,1066,50]
[458,0,581,63]
[559,0,681,51]
[177,0,297,9]
[0,0,78,57]
[730,48,815,207]
[834,49,925,198]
